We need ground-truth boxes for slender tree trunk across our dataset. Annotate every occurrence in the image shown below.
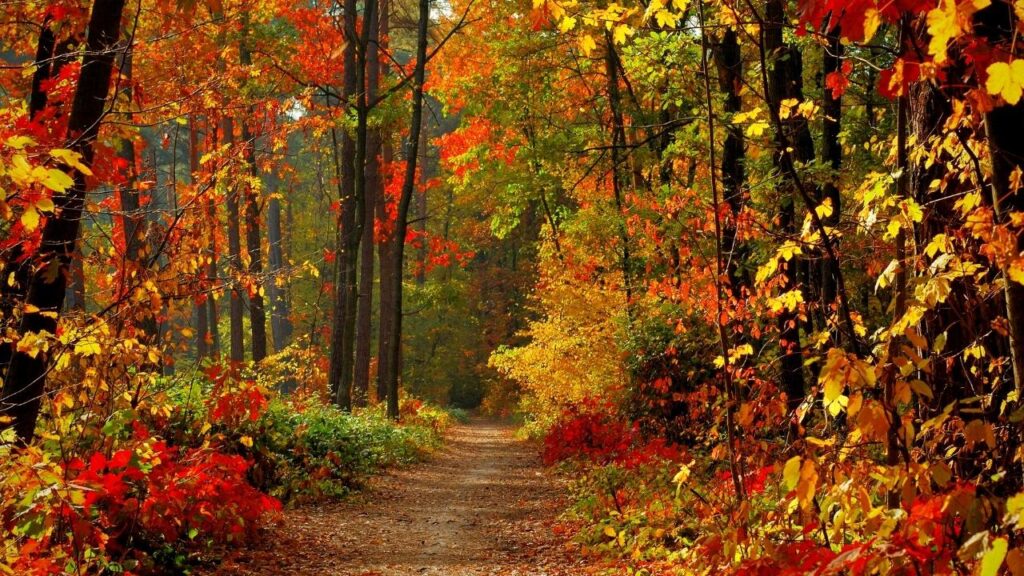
[414,124,429,285]
[375,1,393,405]
[977,2,1024,394]
[0,0,128,443]
[354,0,385,406]
[764,0,808,414]
[239,36,267,363]
[328,0,360,409]
[1,20,68,378]
[267,192,290,352]
[379,0,429,420]
[714,29,748,291]
[603,35,634,321]
[820,26,843,323]
[224,116,245,363]
[206,118,222,360]
[191,119,209,360]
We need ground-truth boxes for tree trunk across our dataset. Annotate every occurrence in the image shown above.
[328,0,360,409]
[714,29,748,291]
[205,117,222,360]
[0,0,128,443]
[764,0,808,414]
[1,20,70,379]
[239,38,267,363]
[379,0,429,420]
[354,0,385,406]
[191,118,209,360]
[267,192,290,352]
[976,1,1024,394]
[820,27,843,315]
[224,116,245,363]
[603,36,634,321]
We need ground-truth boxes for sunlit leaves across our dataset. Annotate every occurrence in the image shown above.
[819,348,875,417]
[982,537,1008,576]
[986,60,1024,105]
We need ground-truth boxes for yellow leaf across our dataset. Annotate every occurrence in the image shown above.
[987,60,1024,105]
[654,9,678,28]
[797,459,818,510]
[5,135,34,149]
[20,207,40,231]
[36,197,55,213]
[983,537,1008,576]
[815,199,834,219]
[558,16,576,32]
[240,435,253,448]
[612,24,633,45]
[42,168,74,193]
[863,8,882,41]
[783,456,801,490]
[603,525,617,538]
[50,148,93,176]
[74,338,102,356]
[579,35,597,57]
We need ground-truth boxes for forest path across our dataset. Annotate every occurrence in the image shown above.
[207,418,597,575]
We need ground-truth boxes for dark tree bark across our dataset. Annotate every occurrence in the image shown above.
[354,0,385,406]
[379,0,429,420]
[0,0,128,443]
[331,0,378,408]
[328,0,360,409]
[714,29,748,291]
[240,39,267,363]
[267,190,290,353]
[1,20,71,378]
[603,36,634,321]
[224,116,245,363]
[414,125,429,285]
[375,1,393,406]
[764,0,809,414]
[376,141,394,405]
[191,119,209,360]
[820,27,843,314]
[976,1,1024,394]
[205,118,222,360]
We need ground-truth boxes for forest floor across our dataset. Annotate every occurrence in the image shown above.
[204,418,603,575]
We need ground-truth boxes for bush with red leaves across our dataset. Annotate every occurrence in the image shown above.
[543,399,685,468]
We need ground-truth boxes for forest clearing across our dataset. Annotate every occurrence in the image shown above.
[5,0,1024,574]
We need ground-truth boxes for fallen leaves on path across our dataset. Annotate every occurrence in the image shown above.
[201,419,608,575]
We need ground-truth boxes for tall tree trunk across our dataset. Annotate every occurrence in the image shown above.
[414,124,429,285]
[976,2,1024,394]
[267,192,290,353]
[205,118,222,360]
[375,1,393,405]
[192,119,209,360]
[820,25,843,324]
[0,0,128,443]
[224,116,245,363]
[379,0,428,420]
[1,20,70,378]
[328,0,360,409]
[114,47,157,344]
[603,36,634,321]
[239,38,267,363]
[764,0,809,414]
[354,0,385,406]
[714,29,748,291]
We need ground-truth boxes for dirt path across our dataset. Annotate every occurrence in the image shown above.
[208,418,599,575]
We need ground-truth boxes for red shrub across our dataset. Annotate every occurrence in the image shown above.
[543,400,684,467]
